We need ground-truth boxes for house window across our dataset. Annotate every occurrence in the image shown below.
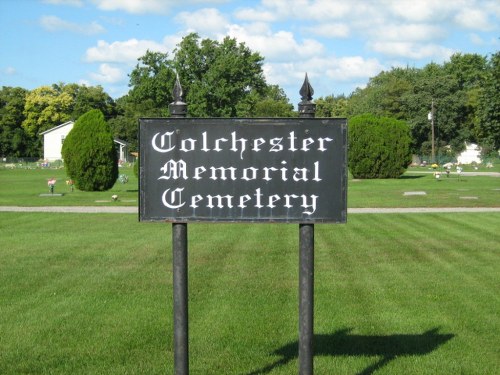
[61,135,65,145]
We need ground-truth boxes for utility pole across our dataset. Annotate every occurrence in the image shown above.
[430,99,435,163]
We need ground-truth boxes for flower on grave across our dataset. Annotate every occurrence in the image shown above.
[48,178,56,193]
[111,194,118,201]
[66,179,74,192]
[431,163,438,169]
[118,174,129,184]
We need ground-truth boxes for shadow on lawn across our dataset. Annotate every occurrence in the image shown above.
[246,327,454,375]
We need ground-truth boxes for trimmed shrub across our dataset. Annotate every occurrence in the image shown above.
[348,114,412,178]
[62,109,118,191]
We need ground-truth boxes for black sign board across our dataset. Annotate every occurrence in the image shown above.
[139,118,347,223]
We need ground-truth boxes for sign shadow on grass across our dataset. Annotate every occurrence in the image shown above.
[246,327,454,375]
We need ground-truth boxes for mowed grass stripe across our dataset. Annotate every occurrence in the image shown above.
[1,212,499,374]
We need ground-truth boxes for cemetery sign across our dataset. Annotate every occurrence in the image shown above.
[139,117,347,223]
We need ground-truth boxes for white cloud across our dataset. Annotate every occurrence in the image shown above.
[40,15,105,35]
[85,39,168,63]
[234,8,277,22]
[90,0,172,14]
[42,0,83,6]
[3,66,17,75]
[454,8,494,31]
[89,63,125,83]
[260,0,352,21]
[369,41,455,60]
[227,24,324,62]
[323,56,386,81]
[371,24,446,43]
[305,23,350,38]
[176,8,229,35]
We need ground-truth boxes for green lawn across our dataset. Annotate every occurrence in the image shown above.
[1,212,498,374]
[0,166,498,208]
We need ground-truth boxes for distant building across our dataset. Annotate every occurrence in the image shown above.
[457,143,481,165]
[40,121,133,163]
[40,121,74,161]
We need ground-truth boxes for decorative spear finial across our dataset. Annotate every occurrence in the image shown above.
[169,73,187,117]
[298,73,316,118]
[172,73,184,103]
[299,73,314,103]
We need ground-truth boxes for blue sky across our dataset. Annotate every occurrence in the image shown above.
[1,0,499,105]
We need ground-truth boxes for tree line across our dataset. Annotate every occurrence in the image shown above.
[1,32,498,160]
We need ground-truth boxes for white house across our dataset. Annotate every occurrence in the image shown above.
[457,143,482,165]
[41,121,132,162]
[40,121,74,161]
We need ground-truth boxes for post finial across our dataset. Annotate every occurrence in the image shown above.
[169,73,187,117]
[172,73,184,103]
[298,73,316,118]
[299,73,314,103]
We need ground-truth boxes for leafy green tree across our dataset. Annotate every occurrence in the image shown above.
[0,87,35,157]
[348,114,412,178]
[64,83,117,120]
[128,51,176,115]
[247,85,294,117]
[174,33,267,117]
[62,109,118,191]
[22,85,73,137]
[477,52,500,153]
[316,94,349,117]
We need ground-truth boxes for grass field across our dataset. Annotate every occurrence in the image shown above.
[0,166,499,208]
[1,212,499,374]
[0,165,498,374]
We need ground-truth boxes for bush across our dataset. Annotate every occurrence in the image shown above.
[62,109,118,191]
[348,114,412,178]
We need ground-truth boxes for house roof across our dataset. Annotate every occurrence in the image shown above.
[114,138,129,146]
[39,121,74,135]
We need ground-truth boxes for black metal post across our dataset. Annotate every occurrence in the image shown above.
[298,73,316,375]
[169,75,189,375]
[172,222,188,375]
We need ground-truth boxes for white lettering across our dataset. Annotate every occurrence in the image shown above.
[318,137,333,151]
[293,167,308,181]
[302,137,314,151]
[288,131,297,151]
[269,137,283,152]
[193,166,206,180]
[180,138,196,152]
[313,161,321,182]
[158,159,188,180]
[152,131,175,153]
[210,166,237,180]
[207,195,233,209]
[301,194,318,215]
[231,131,247,160]
[190,194,203,208]
[238,194,251,208]
[162,188,185,209]
[252,138,265,152]
[263,167,278,181]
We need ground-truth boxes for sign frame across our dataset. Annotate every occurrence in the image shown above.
[139,117,347,224]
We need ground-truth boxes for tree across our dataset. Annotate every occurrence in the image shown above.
[348,114,412,178]
[477,52,500,153]
[316,94,349,117]
[0,87,34,157]
[22,85,73,137]
[248,85,295,117]
[174,33,267,117]
[62,109,118,191]
[128,51,176,115]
